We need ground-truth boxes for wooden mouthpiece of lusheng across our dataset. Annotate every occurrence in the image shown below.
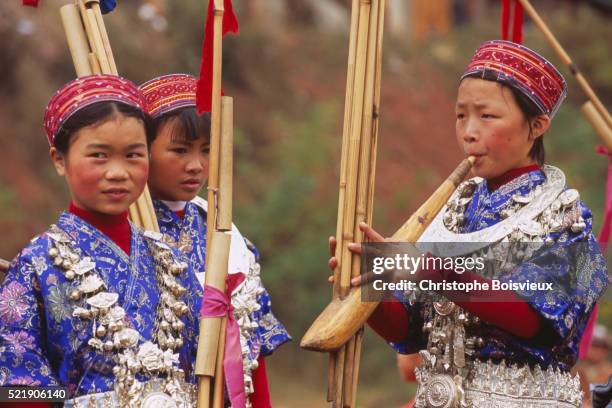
[582,101,612,151]
[301,287,377,351]
[60,4,93,77]
[217,97,233,231]
[195,231,231,376]
[392,156,474,242]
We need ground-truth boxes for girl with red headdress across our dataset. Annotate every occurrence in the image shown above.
[330,40,609,407]
[0,75,204,407]
[139,73,290,408]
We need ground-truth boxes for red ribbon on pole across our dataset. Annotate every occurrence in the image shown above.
[196,0,239,114]
[501,0,511,40]
[512,0,524,44]
[501,0,524,44]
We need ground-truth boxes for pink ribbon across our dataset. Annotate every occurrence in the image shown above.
[200,272,247,408]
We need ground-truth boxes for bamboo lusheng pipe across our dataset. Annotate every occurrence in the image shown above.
[341,3,386,406]
[328,0,386,406]
[516,0,612,130]
[195,96,234,408]
[88,0,118,73]
[329,0,372,403]
[301,157,476,353]
[60,4,92,76]
[205,0,226,244]
[582,101,612,152]
[212,318,228,408]
[197,0,231,404]
[195,0,226,408]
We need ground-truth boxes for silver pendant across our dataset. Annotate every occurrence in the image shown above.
[424,374,459,408]
[141,392,178,408]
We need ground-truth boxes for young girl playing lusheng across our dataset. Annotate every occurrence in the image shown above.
[330,40,609,407]
[139,74,290,408]
[0,75,203,407]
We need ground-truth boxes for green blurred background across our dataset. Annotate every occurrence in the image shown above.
[0,0,610,406]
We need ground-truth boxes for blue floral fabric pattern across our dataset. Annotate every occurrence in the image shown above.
[0,212,203,397]
[392,169,609,371]
[153,200,290,358]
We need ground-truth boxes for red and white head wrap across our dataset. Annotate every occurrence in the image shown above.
[44,74,144,146]
[462,40,567,118]
[139,74,197,119]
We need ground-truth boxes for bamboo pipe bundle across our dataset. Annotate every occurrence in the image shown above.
[195,96,234,408]
[196,0,235,405]
[301,156,475,353]
[323,0,386,406]
[59,0,158,232]
[516,0,612,131]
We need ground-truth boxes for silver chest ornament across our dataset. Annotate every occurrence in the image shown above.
[47,227,195,407]
[413,166,584,408]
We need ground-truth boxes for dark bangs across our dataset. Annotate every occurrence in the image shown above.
[154,107,211,145]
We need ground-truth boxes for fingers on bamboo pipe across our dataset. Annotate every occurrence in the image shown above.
[582,101,612,151]
[60,4,93,77]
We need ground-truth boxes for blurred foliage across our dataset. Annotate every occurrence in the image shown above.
[0,0,610,405]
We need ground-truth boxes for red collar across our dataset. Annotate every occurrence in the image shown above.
[487,165,541,192]
[175,210,185,219]
[68,202,131,255]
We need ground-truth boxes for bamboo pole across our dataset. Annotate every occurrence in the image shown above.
[89,1,118,73]
[329,0,360,401]
[205,0,225,246]
[331,2,372,405]
[339,0,372,298]
[333,0,361,299]
[516,0,612,129]
[212,318,228,408]
[196,1,234,406]
[60,4,93,77]
[342,2,380,405]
